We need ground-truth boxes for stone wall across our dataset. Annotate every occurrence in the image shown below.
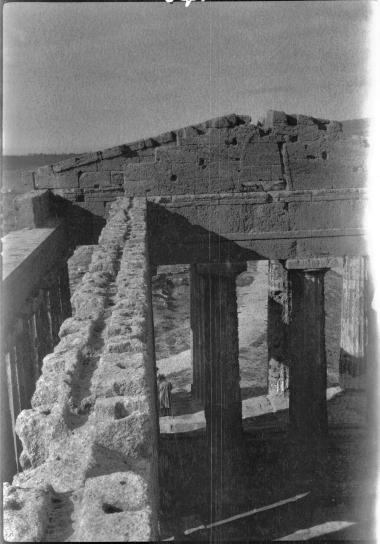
[2,111,367,248]
[1,190,55,235]
[3,197,160,542]
[123,111,367,196]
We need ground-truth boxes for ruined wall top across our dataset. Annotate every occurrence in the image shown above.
[3,111,368,195]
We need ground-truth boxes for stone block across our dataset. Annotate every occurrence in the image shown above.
[77,503,154,542]
[79,171,111,188]
[288,199,365,230]
[3,484,53,542]
[241,142,282,166]
[34,167,79,189]
[155,147,198,164]
[98,156,133,171]
[265,110,287,129]
[154,130,176,145]
[94,411,154,459]
[110,171,124,186]
[197,113,242,129]
[52,152,101,173]
[1,170,35,193]
[101,145,127,160]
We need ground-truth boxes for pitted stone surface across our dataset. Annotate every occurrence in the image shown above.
[3,197,159,541]
[3,483,54,542]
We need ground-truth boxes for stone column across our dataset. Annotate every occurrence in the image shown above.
[196,262,246,521]
[27,310,40,383]
[34,291,54,372]
[340,256,367,388]
[59,263,72,321]
[15,317,36,409]
[286,260,329,452]
[267,260,290,395]
[4,340,22,472]
[366,268,379,433]
[47,278,62,345]
[190,265,205,402]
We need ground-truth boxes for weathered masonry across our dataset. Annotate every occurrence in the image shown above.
[2,110,375,541]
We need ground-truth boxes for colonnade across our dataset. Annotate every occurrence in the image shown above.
[190,256,371,507]
[1,263,71,479]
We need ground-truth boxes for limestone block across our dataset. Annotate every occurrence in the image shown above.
[39,352,66,374]
[176,126,200,140]
[70,292,105,319]
[98,156,138,171]
[1,170,35,193]
[297,124,321,141]
[94,412,154,459]
[241,141,282,166]
[93,396,151,421]
[34,166,79,189]
[105,335,145,354]
[198,113,242,129]
[15,409,68,468]
[110,171,124,186]
[287,137,368,190]
[31,372,72,408]
[77,503,154,542]
[92,363,147,398]
[101,145,130,160]
[79,171,111,188]
[288,199,365,230]
[3,483,53,542]
[154,130,176,145]
[10,190,53,230]
[265,110,287,128]
[52,152,100,173]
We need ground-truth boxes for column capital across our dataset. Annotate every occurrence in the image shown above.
[196,261,247,278]
[285,257,341,271]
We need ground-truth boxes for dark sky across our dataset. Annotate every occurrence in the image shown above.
[3,1,372,154]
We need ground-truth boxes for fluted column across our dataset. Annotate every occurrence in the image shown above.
[190,265,205,402]
[47,277,62,345]
[59,263,72,321]
[287,264,328,448]
[267,260,290,395]
[34,290,54,371]
[340,256,367,388]
[196,262,246,521]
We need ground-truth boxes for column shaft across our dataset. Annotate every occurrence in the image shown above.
[196,263,245,521]
[340,256,367,387]
[190,265,205,402]
[267,260,290,395]
[35,291,53,372]
[27,312,40,382]
[289,269,328,444]
[59,264,72,321]
[15,318,36,409]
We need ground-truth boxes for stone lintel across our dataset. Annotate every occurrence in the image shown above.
[285,257,341,270]
[196,262,247,278]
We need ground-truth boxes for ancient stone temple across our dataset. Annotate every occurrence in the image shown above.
[2,110,375,541]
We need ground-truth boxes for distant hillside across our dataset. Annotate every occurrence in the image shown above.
[2,154,76,172]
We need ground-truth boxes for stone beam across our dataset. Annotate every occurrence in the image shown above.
[2,223,70,326]
[147,189,367,265]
